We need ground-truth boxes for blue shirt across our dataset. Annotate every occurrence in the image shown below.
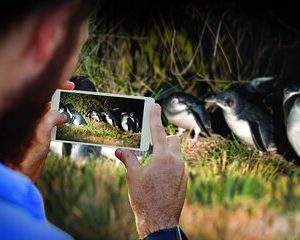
[0,163,72,240]
[0,163,188,240]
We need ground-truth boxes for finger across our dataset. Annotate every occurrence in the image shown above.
[166,135,182,157]
[59,80,75,90]
[178,173,188,206]
[181,173,188,197]
[39,110,67,136]
[150,104,167,152]
[115,149,141,170]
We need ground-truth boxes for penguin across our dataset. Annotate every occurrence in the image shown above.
[69,144,101,159]
[100,110,121,130]
[189,101,212,137]
[86,109,102,122]
[161,92,211,141]
[238,77,275,95]
[234,76,276,109]
[132,112,142,132]
[120,112,140,133]
[209,77,276,138]
[64,103,87,126]
[282,85,300,157]
[283,84,300,123]
[59,102,72,124]
[50,141,64,157]
[54,104,94,159]
[206,89,277,152]
[70,76,97,92]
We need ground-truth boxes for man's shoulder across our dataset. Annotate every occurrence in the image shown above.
[0,164,73,240]
[0,198,73,240]
[0,163,45,220]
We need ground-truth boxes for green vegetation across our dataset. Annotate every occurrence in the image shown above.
[38,4,300,240]
[57,119,141,148]
[39,138,300,240]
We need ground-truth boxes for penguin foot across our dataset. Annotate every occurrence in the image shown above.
[259,151,264,157]
[266,146,277,152]
[176,128,186,136]
[186,137,198,144]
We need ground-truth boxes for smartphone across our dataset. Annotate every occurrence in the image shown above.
[51,89,155,151]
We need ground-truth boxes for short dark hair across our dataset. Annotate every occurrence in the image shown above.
[0,1,96,37]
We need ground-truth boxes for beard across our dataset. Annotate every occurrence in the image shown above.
[0,17,84,165]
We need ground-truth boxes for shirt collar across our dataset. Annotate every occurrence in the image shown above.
[0,163,46,220]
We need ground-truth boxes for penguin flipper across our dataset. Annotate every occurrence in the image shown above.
[127,117,136,132]
[190,104,211,137]
[248,121,267,152]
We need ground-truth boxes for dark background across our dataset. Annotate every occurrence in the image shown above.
[96,0,300,83]
[61,91,145,124]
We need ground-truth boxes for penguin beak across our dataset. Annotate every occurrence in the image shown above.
[205,97,217,103]
[205,97,227,108]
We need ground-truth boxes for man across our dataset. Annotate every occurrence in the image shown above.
[0,1,188,239]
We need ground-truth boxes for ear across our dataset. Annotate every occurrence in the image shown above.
[24,2,79,68]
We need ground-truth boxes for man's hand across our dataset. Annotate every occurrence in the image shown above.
[6,81,75,182]
[115,104,188,239]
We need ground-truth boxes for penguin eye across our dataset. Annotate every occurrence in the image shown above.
[171,99,178,104]
[225,97,234,107]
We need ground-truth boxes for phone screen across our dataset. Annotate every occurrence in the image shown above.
[52,90,154,150]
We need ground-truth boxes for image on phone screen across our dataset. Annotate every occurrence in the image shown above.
[51,90,154,151]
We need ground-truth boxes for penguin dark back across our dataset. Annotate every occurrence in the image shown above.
[70,76,97,92]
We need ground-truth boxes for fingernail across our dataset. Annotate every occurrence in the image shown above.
[69,82,75,89]
[115,149,122,158]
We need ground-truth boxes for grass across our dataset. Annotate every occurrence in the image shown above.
[184,137,300,210]
[38,3,300,240]
[38,138,300,240]
[57,119,141,148]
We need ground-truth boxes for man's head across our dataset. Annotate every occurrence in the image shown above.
[0,1,95,164]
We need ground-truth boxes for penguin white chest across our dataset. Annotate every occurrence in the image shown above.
[73,118,80,126]
[104,115,113,126]
[164,110,197,130]
[121,116,129,131]
[70,144,83,159]
[286,105,300,156]
[50,141,63,157]
[224,112,255,147]
[93,115,100,122]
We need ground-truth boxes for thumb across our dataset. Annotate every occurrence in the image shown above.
[59,80,75,90]
[38,110,67,139]
[115,149,141,170]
